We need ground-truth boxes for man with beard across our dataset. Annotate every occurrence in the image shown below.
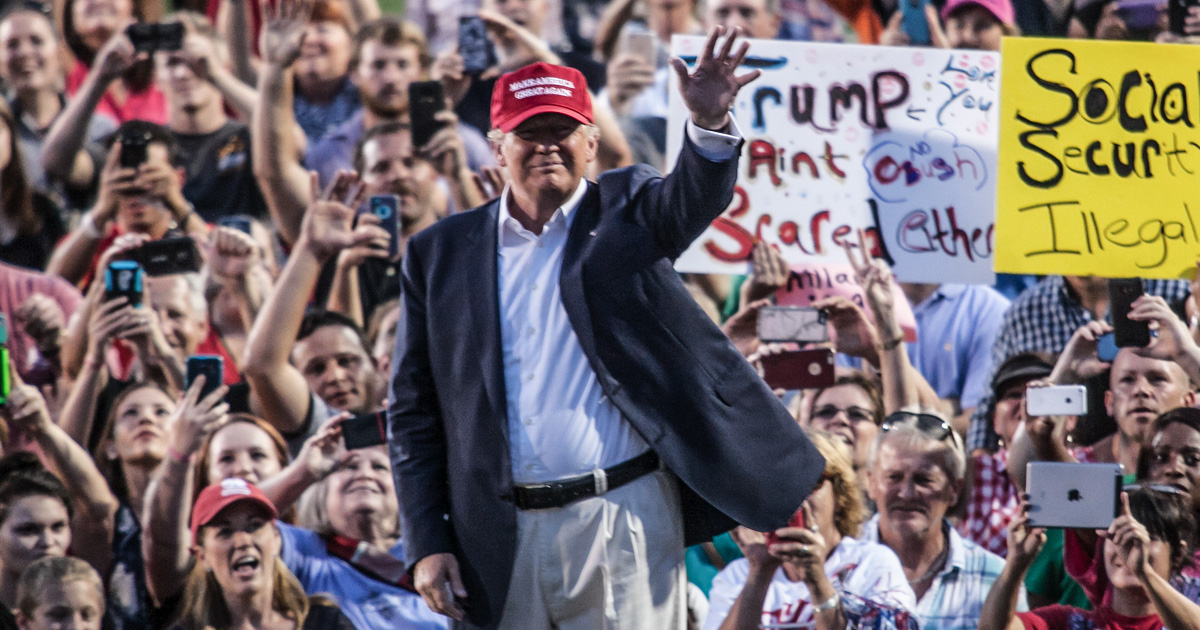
[254,6,491,245]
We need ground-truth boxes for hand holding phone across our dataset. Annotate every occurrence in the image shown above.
[342,411,387,449]
[900,0,932,45]
[764,504,808,547]
[758,306,828,343]
[409,81,448,149]
[1109,278,1150,347]
[369,195,401,259]
[186,356,224,401]
[1026,385,1088,416]
[104,260,144,307]
[459,16,496,74]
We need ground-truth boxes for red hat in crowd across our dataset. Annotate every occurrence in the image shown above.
[190,478,278,543]
[942,0,1015,24]
[490,62,594,133]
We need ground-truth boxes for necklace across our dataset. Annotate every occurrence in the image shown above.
[907,540,949,586]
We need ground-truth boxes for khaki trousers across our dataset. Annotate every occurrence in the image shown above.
[493,470,688,630]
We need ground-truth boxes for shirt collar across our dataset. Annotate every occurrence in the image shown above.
[497,178,589,244]
[862,515,965,578]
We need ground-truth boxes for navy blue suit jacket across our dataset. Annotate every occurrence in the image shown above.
[388,136,826,628]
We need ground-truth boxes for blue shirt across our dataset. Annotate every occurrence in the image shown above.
[907,284,1010,411]
[278,523,448,630]
[294,77,362,145]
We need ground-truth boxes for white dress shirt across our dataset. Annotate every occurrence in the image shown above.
[497,119,742,484]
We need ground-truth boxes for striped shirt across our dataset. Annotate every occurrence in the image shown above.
[862,515,1027,630]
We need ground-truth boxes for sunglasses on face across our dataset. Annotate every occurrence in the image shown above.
[881,411,953,441]
[811,405,875,424]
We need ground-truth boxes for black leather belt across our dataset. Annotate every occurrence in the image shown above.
[512,451,660,510]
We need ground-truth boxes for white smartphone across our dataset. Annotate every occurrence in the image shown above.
[619,31,657,65]
[1026,385,1088,416]
[757,306,829,343]
[1026,462,1122,529]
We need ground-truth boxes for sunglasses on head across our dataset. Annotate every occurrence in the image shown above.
[1123,483,1187,496]
[881,411,953,441]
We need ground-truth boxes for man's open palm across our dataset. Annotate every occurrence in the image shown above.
[670,26,761,130]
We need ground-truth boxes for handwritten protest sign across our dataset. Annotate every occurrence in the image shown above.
[667,37,1000,284]
[776,262,918,340]
[996,37,1200,279]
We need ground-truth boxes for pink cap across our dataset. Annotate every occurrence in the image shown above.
[490,62,594,133]
[942,0,1015,25]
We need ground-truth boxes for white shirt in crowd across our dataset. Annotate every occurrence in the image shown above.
[860,514,1027,630]
[497,119,742,484]
[703,536,917,630]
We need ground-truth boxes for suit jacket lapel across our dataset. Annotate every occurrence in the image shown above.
[463,201,508,433]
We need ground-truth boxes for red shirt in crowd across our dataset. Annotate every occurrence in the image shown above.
[67,60,168,125]
[1016,605,1162,630]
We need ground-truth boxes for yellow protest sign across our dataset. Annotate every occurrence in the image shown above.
[996,37,1200,279]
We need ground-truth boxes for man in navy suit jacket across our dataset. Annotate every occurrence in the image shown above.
[389,27,826,629]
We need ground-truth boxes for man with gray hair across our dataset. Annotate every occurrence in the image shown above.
[859,412,1027,630]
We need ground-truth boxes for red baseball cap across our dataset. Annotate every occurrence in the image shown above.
[490,62,594,133]
[190,478,279,544]
[942,0,1015,25]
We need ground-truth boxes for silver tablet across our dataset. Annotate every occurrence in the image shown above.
[1026,462,1123,529]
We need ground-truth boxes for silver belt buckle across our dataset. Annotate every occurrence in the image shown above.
[591,467,609,496]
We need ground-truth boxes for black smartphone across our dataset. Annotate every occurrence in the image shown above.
[186,355,224,400]
[126,23,158,53]
[369,195,401,259]
[1109,278,1150,348]
[343,411,387,449]
[218,215,254,235]
[104,260,144,307]
[458,16,496,75]
[126,22,184,53]
[408,81,447,149]
[135,237,201,276]
[119,130,150,169]
[1170,0,1200,34]
[156,22,184,51]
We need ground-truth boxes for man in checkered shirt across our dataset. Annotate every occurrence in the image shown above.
[958,353,1055,558]
[966,275,1190,453]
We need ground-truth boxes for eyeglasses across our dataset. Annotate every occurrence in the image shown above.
[812,405,876,425]
[881,411,953,441]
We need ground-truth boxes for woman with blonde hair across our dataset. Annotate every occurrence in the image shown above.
[177,478,353,630]
[705,429,917,630]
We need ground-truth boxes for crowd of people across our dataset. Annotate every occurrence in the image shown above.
[0,0,1196,628]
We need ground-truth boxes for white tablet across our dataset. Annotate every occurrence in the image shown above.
[1026,462,1123,529]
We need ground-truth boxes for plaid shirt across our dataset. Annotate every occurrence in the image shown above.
[966,276,1190,452]
[863,515,1026,630]
[959,449,1019,558]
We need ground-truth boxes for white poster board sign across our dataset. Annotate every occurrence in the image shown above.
[667,37,1000,284]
